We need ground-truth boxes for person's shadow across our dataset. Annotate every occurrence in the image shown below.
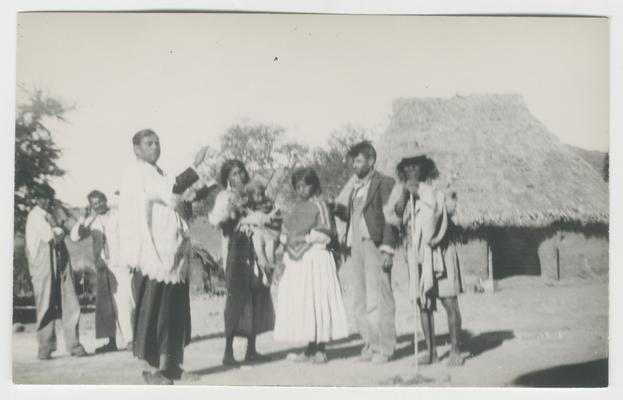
[189,330,515,377]
[391,329,516,362]
[190,332,225,343]
[190,334,363,376]
[327,334,413,360]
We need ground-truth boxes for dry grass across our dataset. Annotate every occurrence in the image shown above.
[375,94,609,229]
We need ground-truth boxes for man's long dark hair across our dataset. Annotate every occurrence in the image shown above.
[396,155,439,182]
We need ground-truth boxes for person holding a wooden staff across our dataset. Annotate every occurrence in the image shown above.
[386,156,464,367]
[25,183,89,360]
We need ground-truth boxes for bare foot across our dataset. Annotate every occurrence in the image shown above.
[446,351,464,367]
[417,352,439,365]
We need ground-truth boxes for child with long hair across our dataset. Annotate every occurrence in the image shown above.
[274,167,348,363]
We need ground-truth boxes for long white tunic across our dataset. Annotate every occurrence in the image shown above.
[70,208,134,342]
[25,206,55,281]
[70,210,120,269]
[25,206,65,327]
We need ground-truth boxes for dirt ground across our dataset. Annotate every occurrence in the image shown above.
[12,271,608,387]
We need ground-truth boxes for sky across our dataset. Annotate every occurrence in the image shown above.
[15,13,609,206]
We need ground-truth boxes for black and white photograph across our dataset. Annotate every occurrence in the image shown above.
[4,6,617,393]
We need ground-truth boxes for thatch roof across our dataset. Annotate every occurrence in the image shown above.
[566,144,608,181]
[375,94,609,229]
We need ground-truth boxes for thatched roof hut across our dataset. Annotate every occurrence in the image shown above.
[567,144,608,182]
[375,94,609,230]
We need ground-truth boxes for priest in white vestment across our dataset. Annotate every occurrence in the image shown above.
[119,129,214,384]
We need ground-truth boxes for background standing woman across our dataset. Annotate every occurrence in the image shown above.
[274,167,348,364]
[209,159,275,366]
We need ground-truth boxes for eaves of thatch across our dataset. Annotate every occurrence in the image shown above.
[375,94,609,230]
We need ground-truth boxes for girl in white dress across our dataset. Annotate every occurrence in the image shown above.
[274,167,348,364]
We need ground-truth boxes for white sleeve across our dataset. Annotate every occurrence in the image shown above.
[384,183,406,227]
[209,190,235,226]
[335,175,356,208]
[307,229,331,245]
[90,215,104,233]
[25,211,53,261]
[143,171,177,208]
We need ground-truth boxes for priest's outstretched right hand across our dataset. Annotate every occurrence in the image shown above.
[193,146,210,168]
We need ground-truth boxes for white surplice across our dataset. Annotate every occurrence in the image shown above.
[118,159,192,284]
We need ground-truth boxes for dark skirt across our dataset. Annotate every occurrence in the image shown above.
[95,266,117,339]
[224,229,275,338]
[131,270,191,368]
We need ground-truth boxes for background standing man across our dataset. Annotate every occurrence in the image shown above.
[388,156,465,367]
[71,190,133,353]
[333,141,398,364]
[25,183,89,360]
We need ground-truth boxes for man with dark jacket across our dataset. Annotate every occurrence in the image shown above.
[333,141,398,363]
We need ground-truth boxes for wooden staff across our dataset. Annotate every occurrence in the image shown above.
[410,193,420,373]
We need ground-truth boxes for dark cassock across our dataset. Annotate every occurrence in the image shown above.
[119,158,213,379]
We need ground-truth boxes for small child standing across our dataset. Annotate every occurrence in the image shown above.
[274,167,348,364]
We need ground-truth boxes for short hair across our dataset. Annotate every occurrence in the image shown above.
[87,190,107,203]
[132,129,157,146]
[245,179,267,197]
[32,183,55,199]
[347,141,376,163]
[218,159,250,188]
[291,167,322,195]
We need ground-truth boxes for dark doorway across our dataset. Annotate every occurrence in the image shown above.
[490,228,542,279]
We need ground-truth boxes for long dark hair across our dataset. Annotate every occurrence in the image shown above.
[218,159,250,188]
[291,167,322,196]
[396,155,439,182]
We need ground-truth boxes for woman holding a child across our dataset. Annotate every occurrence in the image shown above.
[208,159,275,366]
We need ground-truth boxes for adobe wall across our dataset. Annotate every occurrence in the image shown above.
[538,231,609,280]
